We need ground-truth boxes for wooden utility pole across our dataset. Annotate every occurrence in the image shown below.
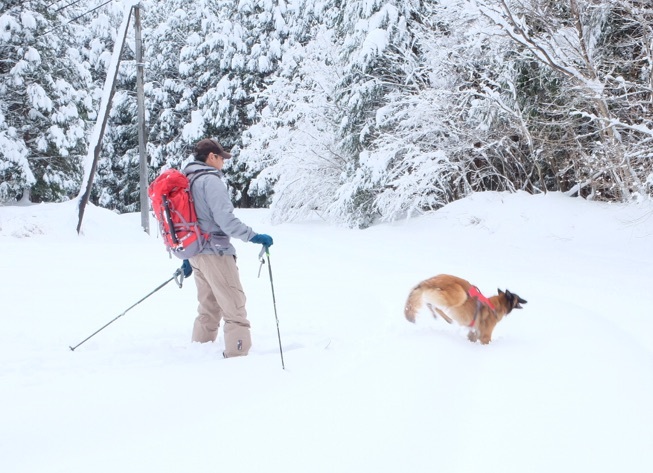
[77,5,133,234]
[77,2,150,235]
[134,4,149,234]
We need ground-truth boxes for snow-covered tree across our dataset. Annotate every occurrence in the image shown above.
[476,0,653,200]
[142,1,204,170]
[240,0,344,220]
[144,0,289,206]
[243,0,435,227]
[0,1,95,203]
[3,0,649,218]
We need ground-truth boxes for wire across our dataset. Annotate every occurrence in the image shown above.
[62,0,112,20]
[44,0,68,8]
[54,0,87,14]
[37,0,114,38]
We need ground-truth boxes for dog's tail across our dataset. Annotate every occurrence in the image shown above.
[404,285,424,323]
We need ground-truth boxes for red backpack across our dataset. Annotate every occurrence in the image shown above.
[148,169,208,259]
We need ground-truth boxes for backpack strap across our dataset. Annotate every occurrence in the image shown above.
[186,168,219,187]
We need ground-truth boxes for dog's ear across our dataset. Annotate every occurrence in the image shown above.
[505,289,526,309]
[498,288,504,296]
[511,290,527,309]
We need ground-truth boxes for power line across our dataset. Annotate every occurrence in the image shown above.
[54,0,87,14]
[37,0,114,38]
[44,0,68,8]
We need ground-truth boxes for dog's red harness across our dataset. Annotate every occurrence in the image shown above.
[468,286,495,327]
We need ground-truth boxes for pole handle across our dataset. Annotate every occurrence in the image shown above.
[257,245,270,278]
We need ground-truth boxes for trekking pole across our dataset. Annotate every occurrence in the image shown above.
[69,269,185,351]
[258,246,285,369]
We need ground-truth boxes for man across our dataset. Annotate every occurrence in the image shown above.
[182,138,273,357]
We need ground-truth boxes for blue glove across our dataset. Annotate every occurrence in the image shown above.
[181,259,193,277]
[250,233,273,247]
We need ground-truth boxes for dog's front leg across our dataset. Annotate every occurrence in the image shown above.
[467,330,479,343]
[478,329,493,344]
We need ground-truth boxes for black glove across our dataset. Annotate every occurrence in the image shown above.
[181,259,193,277]
[250,233,273,247]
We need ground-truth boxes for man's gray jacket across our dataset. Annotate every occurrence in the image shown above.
[183,161,255,256]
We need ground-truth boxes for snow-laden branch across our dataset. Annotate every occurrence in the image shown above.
[475,0,602,92]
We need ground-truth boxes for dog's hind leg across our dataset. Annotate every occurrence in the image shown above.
[427,303,453,324]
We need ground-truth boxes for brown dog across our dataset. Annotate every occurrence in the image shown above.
[404,274,527,344]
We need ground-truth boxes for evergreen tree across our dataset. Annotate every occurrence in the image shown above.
[2,0,648,217]
[142,0,206,171]
[0,0,95,203]
[144,0,289,207]
[242,0,427,227]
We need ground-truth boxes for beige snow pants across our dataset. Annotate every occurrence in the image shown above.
[189,253,251,357]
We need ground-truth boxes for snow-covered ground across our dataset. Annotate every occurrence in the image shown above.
[1,191,652,473]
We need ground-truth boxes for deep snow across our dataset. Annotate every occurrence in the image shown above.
[1,191,652,473]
